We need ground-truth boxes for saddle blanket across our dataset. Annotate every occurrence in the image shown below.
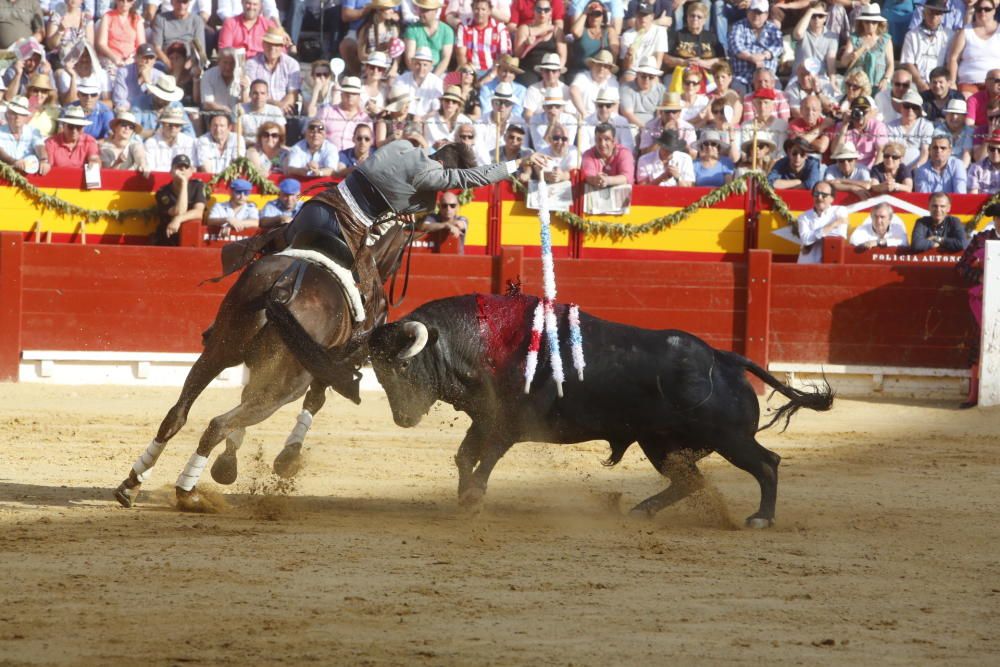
[275,249,366,323]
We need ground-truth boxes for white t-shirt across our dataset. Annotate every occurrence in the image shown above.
[570,72,619,118]
[636,150,694,186]
[619,25,669,68]
[796,205,848,264]
[397,71,444,118]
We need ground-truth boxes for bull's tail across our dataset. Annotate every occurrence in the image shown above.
[722,352,834,433]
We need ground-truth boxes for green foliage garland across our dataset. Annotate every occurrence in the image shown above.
[205,157,280,197]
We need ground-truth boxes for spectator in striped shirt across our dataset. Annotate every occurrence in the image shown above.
[456,0,512,74]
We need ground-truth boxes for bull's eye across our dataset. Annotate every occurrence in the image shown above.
[399,361,410,370]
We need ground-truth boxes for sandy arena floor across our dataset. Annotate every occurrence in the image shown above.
[0,383,997,666]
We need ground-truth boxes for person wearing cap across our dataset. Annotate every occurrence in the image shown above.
[737,87,789,161]
[240,79,286,145]
[769,136,823,190]
[45,106,100,169]
[945,0,1000,97]
[579,87,635,155]
[207,178,260,237]
[582,121,636,187]
[152,153,207,246]
[911,191,967,252]
[839,4,892,95]
[245,25,301,115]
[398,46,446,118]
[915,134,967,193]
[111,43,163,114]
[741,70,790,124]
[100,111,149,176]
[637,128,692,186]
[795,181,848,264]
[194,112,239,174]
[934,98,973,166]
[456,0,513,74]
[218,0,278,60]
[823,141,871,197]
[473,80,526,165]
[259,178,304,228]
[900,0,954,93]
[919,66,965,124]
[967,129,1000,194]
[2,39,46,102]
[314,76,372,153]
[874,69,913,126]
[539,122,579,181]
[71,82,114,141]
[785,59,837,119]
[404,0,456,77]
[498,124,531,167]
[791,3,838,82]
[620,55,666,129]
[528,88,578,151]
[869,141,914,193]
[0,97,49,175]
[425,85,473,149]
[849,202,908,250]
[663,1,723,71]
[728,0,783,93]
[151,0,206,68]
[832,94,887,169]
[692,129,734,186]
[334,123,377,176]
[522,52,571,119]
[886,88,934,169]
[143,107,196,172]
[956,201,1000,408]
[569,49,619,117]
[638,91,694,157]
[479,54,528,115]
[619,1,667,81]
[285,118,339,178]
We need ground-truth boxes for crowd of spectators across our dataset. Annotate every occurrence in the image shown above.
[0,0,997,243]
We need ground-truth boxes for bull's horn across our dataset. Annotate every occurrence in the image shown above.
[398,321,429,360]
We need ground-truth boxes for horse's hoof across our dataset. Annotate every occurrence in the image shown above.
[273,444,302,479]
[175,486,215,514]
[458,486,485,508]
[627,505,654,520]
[745,516,774,529]
[210,453,238,485]
[114,480,140,508]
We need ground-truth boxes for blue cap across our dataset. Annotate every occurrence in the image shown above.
[230,178,252,193]
[278,178,301,195]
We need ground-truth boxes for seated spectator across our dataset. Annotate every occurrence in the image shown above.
[151,0,206,68]
[356,1,403,75]
[637,130,695,188]
[911,191,968,251]
[874,68,912,126]
[920,66,964,123]
[734,130,777,177]
[582,121,636,187]
[259,178,303,229]
[836,67,873,116]
[315,76,371,153]
[795,181,848,264]
[850,203,909,249]
[456,0,512,73]
[374,85,419,146]
[566,1,620,78]
[419,191,468,251]
[240,79,285,145]
[727,0,783,94]
[528,89,578,152]
[0,97,49,175]
[539,122,579,181]
[246,120,289,177]
[934,98,973,166]
[201,48,248,115]
[335,123,377,176]
[638,91,695,156]
[824,141,871,198]
[139,75,195,138]
[523,53,571,119]
[513,0,566,87]
[736,88,789,162]
[967,69,1000,157]
[945,0,1000,97]
[162,41,200,108]
[455,122,478,152]
[405,0,455,77]
[218,0,276,60]
[968,129,1000,194]
[207,178,259,237]
[285,118,338,178]
[900,0,952,94]
[111,43,162,114]
[769,137,823,190]
[620,56,666,129]
[480,54,528,115]
[887,88,933,169]
[195,112,239,174]
[25,73,60,138]
[3,40,47,101]
[498,123,531,164]
[152,153,206,246]
[72,82,113,140]
[569,49,618,118]
[512,0,567,26]
[663,1,723,71]
[869,141,914,194]
[245,25,302,117]
[791,3,838,80]
[619,1,667,81]
[360,52,391,113]
[580,87,634,154]
[915,134,967,193]
[832,94,886,169]
[99,110,148,175]
[741,69,790,123]
[398,46,445,119]
[446,0,512,27]
[55,42,111,107]
[786,58,837,119]
[788,94,831,156]
[143,107,195,173]
[692,129,734,187]
[95,0,146,70]
[424,85,471,149]
[456,63,484,119]
[45,0,94,58]
[839,5,893,97]
[473,81,526,164]
[676,64,709,126]
[706,61,742,122]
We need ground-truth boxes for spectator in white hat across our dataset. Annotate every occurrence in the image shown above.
[100,111,149,177]
[839,4,893,95]
[360,52,392,115]
[46,107,101,169]
[523,52,571,119]
[886,88,934,169]
[933,98,973,166]
[404,0,456,77]
[374,84,419,146]
[579,86,635,154]
[314,76,372,153]
[143,106,196,173]
[619,1,667,82]
[397,46,445,118]
[569,49,619,117]
[824,141,872,198]
[620,55,666,129]
[528,88,579,151]
[473,80,526,165]
[71,82,114,141]
[0,97,49,175]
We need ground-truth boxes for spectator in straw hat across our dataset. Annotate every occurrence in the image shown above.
[734,129,777,177]
[151,0,206,67]
[425,85,472,149]
[24,72,59,138]
[693,129,734,187]
[570,48,619,118]
[194,111,239,174]
[218,0,278,59]
[45,107,100,169]
[374,84,418,146]
[579,86,634,154]
[315,75,371,153]
[0,96,49,175]
[456,0,513,74]
[620,55,666,129]
[967,129,1000,195]
[637,129,693,187]
[839,4,892,95]
[638,91,694,157]
[523,52,570,119]
[528,88,578,151]
[405,0,456,76]
[245,25,301,115]
[480,54,527,116]
[71,82,113,140]
[100,111,149,176]
[360,52,392,115]
[473,80,526,165]
[824,140,872,198]
[886,88,934,169]
[143,106,195,172]
[398,46,445,118]
[135,74,195,138]
[933,97,973,166]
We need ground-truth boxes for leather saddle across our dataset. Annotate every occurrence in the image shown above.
[289,229,358,281]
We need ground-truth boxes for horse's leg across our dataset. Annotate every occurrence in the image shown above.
[273,380,327,478]
[210,428,246,485]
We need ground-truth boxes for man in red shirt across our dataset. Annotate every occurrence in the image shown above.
[218,0,278,59]
[457,0,513,72]
[509,0,565,24]
[45,108,100,169]
[581,121,635,187]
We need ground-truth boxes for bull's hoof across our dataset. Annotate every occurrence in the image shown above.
[745,516,774,529]
[458,486,485,508]
[210,453,238,485]
[114,480,140,508]
[627,505,654,520]
[175,486,216,514]
[273,443,303,479]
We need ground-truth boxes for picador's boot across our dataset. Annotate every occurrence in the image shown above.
[960,363,979,409]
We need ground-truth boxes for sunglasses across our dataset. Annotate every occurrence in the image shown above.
[846,83,862,90]
[975,5,995,11]
[314,70,331,77]
[701,141,719,148]
[892,81,909,87]
[494,99,513,106]
[683,80,700,86]
[262,131,281,138]
[356,136,372,141]
[308,125,325,131]
[536,5,552,12]
[989,146,1000,152]
[78,91,97,97]
[883,153,901,159]
[551,136,568,142]
[639,73,656,79]
[597,102,614,108]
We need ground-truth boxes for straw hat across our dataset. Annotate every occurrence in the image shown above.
[892,88,924,114]
[6,95,30,116]
[534,53,566,74]
[384,84,412,113]
[944,98,967,115]
[656,92,684,111]
[493,81,515,102]
[440,85,465,104]
[58,106,92,127]
[148,75,184,102]
[370,0,398,8]
[158,107,187,125]
[262,25,288,46]
[741,129,777,153]
[110,110,138,129]
[857,3,887,22]
[414,0,443,9]
[542,89,567,106]
[634,56,662,78]
[412,46,434,62]
[497,54,524,74]
[831,141,861,160]
[595,87,620,105]
[365,51,392,69]
[586,49,619,74]
[27,73,54,91]
[339,76,362,94]
[695,129,729,151]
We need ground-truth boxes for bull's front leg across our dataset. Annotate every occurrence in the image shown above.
[454,423,488,500]
[460,437,515,507]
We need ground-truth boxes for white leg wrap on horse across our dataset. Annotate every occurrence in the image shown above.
[132,439,166,483]
[285,409,313,446]
[175,453,209,491]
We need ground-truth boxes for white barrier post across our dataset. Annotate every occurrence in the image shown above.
[979,240,1000,407]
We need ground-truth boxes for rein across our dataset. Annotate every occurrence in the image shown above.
[388,224,417,309]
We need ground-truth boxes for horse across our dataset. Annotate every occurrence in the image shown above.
[113,224,411,512]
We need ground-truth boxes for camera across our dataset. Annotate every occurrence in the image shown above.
[850,107,866,121]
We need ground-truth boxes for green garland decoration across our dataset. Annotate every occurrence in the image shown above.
[204,156,280,197]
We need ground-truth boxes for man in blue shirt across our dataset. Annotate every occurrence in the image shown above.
[260,178,304,228]
[769,137,823,190]
[914,134,968,194]
[727,0,783,93]
[285,118,339,179]
[72,82,114,140]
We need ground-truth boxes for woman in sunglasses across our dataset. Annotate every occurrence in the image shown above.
[513,1,566,87]
[457,64,484,120]
[946,1,1000,96]
[246,121,290,178]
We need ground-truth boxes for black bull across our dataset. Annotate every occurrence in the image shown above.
[368,294,833,528]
